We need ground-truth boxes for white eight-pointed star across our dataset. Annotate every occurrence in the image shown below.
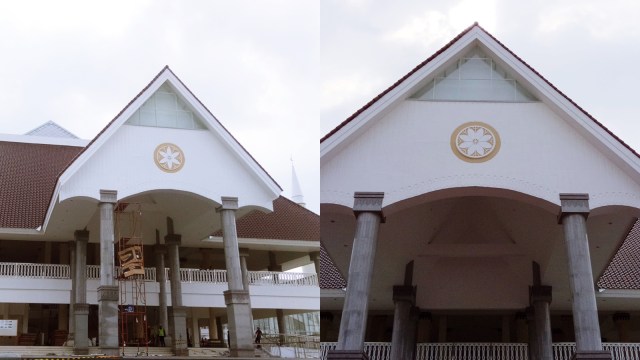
[154,143,185,172]
[451,122,500,162]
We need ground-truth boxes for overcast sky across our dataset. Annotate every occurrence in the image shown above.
[321,0,640,155]
[0,0,319,213]
[3,1,640,216]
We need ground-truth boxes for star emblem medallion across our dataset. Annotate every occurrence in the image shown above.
[154,143,185,173]
[451,122,501,163]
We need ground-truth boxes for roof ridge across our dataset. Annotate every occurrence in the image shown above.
[320,23,640,162]
[320,23,477,143]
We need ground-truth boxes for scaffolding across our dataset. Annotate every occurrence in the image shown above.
[115,203,148,356]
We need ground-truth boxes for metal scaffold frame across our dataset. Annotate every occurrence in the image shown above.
[115,203,149,356]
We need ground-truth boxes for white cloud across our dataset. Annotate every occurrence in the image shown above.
[383,0,497,48]
[322,73,383,111]
[537,0,640,40]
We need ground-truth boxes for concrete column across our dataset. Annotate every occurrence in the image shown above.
[276,309,287,343]
[22,304,29,335]
[613,313,631,342]
[502,315,511,343]
[559,194,610,360]
[515,312,528,343]
[155,245,169,340]
[73,229,89,355]
[329,192,384,360]
[438,315,447,343]
[68,240,76,339]
[309,251,320,274]
[390,286,417,360]
[218,197,254,357]
[58,305,69,331]
[531,286,553,360]
[98,190,119,356]
[190,313,200,348]
[215,316,224,345]
[208,309,219,341]
[416,312,432,343]
[43,241,52,263]
[166,234,188,356]
[527,307,539,360]
[58,243,70,332]
[239,248,255,333]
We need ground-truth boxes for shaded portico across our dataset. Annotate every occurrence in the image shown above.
[322,189,640,360]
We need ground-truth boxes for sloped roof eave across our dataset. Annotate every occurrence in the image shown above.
[40,66,283,230]
[320,23,640,164]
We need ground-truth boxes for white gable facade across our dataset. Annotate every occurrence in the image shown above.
[321,25,640,360]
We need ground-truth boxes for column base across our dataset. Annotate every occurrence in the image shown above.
[73,303,89,355]
[98,285,119,351]
[99,346,119,356]
[327,350,370,360]
[230,348,255,357]
[174,348,189,357]
[73,347,89,355]
[571,351,612,360]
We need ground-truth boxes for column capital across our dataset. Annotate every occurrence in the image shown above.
[558,193,590,223]
[353,192,385,223]
[165,234,182,246]
[97,285,119,301]
[223,289,250,305]
[530,285,552,304]
[74,229,89,242]
[393,285,416,304]
[239,247,250,257]
[218,196,238,211]
[353,192,384,212]
[99,189,117,203]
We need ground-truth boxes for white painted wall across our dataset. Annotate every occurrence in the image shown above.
[60,125,275,210]
[0,278,318,310]
[322,101,640,211]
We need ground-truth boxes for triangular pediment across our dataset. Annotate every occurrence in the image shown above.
[41,66,282,231]
[321,24,640,212]
[411,46,537,102]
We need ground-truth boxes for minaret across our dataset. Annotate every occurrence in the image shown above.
[291,160,306,208]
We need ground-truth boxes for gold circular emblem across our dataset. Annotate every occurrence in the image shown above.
[154,143,185,173]
[451,122,500,163]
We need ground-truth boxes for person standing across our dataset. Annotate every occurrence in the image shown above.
[254,327,263,344]
[158,325,166,347]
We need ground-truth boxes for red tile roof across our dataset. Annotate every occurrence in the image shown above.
[212,196,319,240]
[0,140,315,243]
[597,219,640,290]
[320,23,640,161]
[319,243,346,289]
[0,141,82,228]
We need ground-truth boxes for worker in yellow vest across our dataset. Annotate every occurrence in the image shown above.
[158,325,166,347]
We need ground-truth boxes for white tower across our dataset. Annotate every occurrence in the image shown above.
[291,161,306,207]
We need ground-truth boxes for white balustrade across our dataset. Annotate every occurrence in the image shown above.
[249,271,318,286]
[321,343,640,360]
[179,268,227,283]
[0,262,318,286]
[605,343,640,360]
[0,262,69,279]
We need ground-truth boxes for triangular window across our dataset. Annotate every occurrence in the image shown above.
[126,82,206,130]
[411,47,537,102]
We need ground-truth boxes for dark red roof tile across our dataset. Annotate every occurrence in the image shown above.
[319,243,346,289]
[597,219,640,290]
[212,196,319,241]
[0,141,83,228]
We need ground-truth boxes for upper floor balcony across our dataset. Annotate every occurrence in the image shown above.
[0,262,319,310]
